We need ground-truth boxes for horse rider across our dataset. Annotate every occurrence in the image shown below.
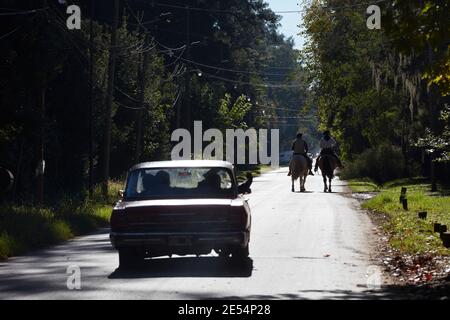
[288,133,314,176]
[314,130,343,172]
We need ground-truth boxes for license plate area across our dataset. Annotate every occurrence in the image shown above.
[168,236,192,246]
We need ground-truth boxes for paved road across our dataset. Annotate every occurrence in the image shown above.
[0,168,389,300]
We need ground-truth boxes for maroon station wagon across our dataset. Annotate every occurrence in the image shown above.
[110,160,253,268]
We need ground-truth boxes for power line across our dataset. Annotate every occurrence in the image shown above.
[129,0,388,15]
[273,115,312,119]
[175,56,296,76]
[125,0,300,74]
[0,26,20,40]
[257,105,302,113]
[200,71,303,88]
[160,47,297,72]
[0,7,47,16]
[124,0,189,55]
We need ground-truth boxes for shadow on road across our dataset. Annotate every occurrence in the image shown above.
[108,256,253,279]
[185,282,450,300]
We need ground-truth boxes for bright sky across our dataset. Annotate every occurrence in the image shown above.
[265,0,306,49]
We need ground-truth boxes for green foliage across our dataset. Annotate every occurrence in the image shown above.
[414,105,450,162]
[303,1,403,160]
[0,233,17,260]
[0,202,112,260]
[302,0,449,182]
[340,143,405,183]
[384,0,450,96]
[217,94,252,129]
[347,179,380,193]
[0,0,307,203]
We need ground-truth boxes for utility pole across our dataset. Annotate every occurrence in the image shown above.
[101,0,119,197]
[88,0,95,197]
[134,14,150,164]
[36,73,46,206]
[184,5,192,133]
[35,0,48,206]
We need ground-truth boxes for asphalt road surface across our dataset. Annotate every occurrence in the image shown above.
[0,167,391,300]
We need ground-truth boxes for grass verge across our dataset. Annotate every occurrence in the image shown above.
[347,178,380,193]
[0,180,124,261]
[350,177,450,255]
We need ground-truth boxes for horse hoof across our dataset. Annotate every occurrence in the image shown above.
[291,188,295,192]
[324,188,327,193]
[329,189,332,193]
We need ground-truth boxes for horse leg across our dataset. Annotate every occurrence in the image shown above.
[301,175,306,192]
[323,175,327,192]
[328,177,332,193]
[291,178,295,192]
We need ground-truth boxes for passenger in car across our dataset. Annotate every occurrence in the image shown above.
[154,170,171,194]
[141,174,155,195]
[198,172,222,194]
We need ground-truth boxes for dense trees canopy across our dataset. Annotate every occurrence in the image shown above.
[0,0,310,203]
[2,0,448,204]
[302,0,449,183]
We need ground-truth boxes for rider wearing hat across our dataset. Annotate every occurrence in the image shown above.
[288,133,314,176]
[314,130,342,172]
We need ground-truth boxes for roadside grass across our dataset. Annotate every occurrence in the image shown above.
[352,178,450,255]
[347,178,380,193]
[0,180,124,261]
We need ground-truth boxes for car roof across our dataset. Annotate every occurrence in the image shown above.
[129,160,235,171]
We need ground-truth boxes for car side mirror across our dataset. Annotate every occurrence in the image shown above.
[238,172,253,194]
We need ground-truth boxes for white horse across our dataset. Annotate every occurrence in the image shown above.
[289,155,308,192]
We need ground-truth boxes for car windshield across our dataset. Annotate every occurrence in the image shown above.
[124,167,236,199]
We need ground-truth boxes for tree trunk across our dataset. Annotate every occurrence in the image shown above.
[134,36,150,164]
[88,0,95,197]
[35,73,46,206]
[184,6,192,133]
[101,0,119,198]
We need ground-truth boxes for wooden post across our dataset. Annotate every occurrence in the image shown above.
[442,232,450,248]
[430,158,437,192]
[399,187,408,210]
[439,225,448,239]
[434,222,441,232]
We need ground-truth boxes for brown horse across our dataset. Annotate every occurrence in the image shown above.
[318,154,338,192]
[289,155,308,192]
